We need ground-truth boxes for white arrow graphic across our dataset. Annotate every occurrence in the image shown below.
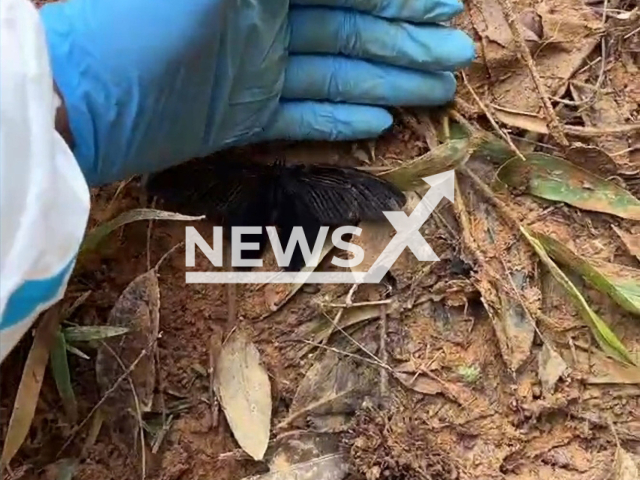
[360,169,455,283]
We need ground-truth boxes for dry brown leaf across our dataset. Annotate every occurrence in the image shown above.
[613,226,640,262]
[537,343,568,394]
[456,177,537,371]
[393,372,443,395]
[279,336,377,431]
[96,269,160,415]
[243,431,349,480]
[492,106,549,134]
[612,446,639,480]
[567,349,640,384]
[214,329,271,460]
[1,306,63,469]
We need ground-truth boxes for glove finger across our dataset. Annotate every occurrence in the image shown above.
[259,101,393,141]
[289,7,475,72]
[283,55,456,106]
[290,0,463,23]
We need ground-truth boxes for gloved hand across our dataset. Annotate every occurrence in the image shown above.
[40,0,475,187]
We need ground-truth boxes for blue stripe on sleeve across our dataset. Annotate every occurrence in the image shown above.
[0,257,75,330]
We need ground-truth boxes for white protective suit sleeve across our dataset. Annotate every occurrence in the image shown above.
[0,0,90,363]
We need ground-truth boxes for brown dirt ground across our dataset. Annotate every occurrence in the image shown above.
[2,0,640,479]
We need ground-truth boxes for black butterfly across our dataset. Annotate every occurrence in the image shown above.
[145,157,406,271]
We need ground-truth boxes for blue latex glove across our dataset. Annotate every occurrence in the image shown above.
[40,0,475,186]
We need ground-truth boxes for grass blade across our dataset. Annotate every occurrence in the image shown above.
[380,137,475,190]
[63,326,130,343]
[520,227,636,366]
[533,232,640,316]
[80,208,204,253]
[50,328,78,423]
[1,306,63,470]
[498,154,640,220]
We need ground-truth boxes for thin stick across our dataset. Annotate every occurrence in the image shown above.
[57,334,161,456]
[322,299,392,308]
[146,198,157,271]
[461,72,527,163]
[208,335,220,428]
[379,305,389,403]
[493,0,569,145]
[100,342,147,480]
[293,340,392,371]
[154,242,184,272]
[320,284,358,346]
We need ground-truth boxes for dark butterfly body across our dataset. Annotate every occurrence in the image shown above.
[145,157,406,271]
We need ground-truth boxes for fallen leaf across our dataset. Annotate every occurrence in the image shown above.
[612,446,639,480]
[394,372,443,395]
[566,349,640,384]
[1,306,63,469]
[96,269,160,416]
[537,343,568,394]
[521,227,635,366]
[244,432,348,480]
[80,208,204,254]
[63,326,130,343]
[214,329,271,461]
[296,304,381,350]
[533,232,640,316]
[50,328,78,423]
[456,177,537,371]
[279,335,377,431]
[380,137,475,190]
[613,226,640,262]
[492,106,549,134]
[499,153,640,220]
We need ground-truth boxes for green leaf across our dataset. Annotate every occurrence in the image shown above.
[498,153,640,220]
[63,326,130,343]
[50,329,78,423]
[521,227,636,366]
[533,232,640,316]
[80,208,204,253]
[380,138,473,190]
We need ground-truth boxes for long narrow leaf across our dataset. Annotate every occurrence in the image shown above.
[521,227,636,366]
[63,326,130,343]
[499,154,640,220]
[533,232,640,316]
[1,307,62,468]
[80,208,204,253]
[50,329,78,423]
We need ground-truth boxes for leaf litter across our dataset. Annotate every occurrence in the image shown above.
[214,328,272,461]
[5,0,640,477]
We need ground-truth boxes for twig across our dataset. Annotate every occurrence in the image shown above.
[493,0,569,145]
[461,72,527,163]
[294,340,392,371]
[146,198,157,271]
[208,334,220,429]
[153,242,184,272]
[564,123,640,136]
[320,284,359,346]
[100,342,147,480]
[379,305,389,403]
[322,299,392,308]
[320,309,380,366]
[224,245,238,335]
[57,334,161,456]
